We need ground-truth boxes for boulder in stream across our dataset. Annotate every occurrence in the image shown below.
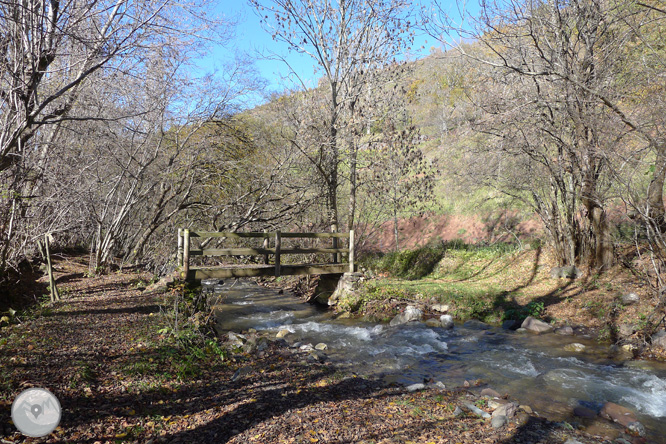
[521,316,553,333]
[554,325,574,336]
[600,401,638,427]
[440,315,454,329]
[564,343,586,352]
[389,305,423,326]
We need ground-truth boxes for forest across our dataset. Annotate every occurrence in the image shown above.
[2,0,666,284]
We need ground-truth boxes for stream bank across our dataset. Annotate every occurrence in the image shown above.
[213,279,666,444]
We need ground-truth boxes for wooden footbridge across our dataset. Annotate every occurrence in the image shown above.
[177,229,355,282]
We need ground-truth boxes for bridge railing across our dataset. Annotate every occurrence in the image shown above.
[177,229,354,280]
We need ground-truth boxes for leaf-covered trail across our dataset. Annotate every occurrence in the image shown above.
[0,257,614,443]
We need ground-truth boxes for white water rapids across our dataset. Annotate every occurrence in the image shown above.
[212,280,666,441]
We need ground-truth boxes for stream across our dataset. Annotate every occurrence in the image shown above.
[212,280,666,442]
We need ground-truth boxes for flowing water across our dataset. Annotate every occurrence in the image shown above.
[212,280,666,442]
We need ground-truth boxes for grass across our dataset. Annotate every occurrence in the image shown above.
[344,240,622,326]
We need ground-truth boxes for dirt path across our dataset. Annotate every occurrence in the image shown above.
[0,257,619,443]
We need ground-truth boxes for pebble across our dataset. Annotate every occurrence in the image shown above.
[315,343,328,351]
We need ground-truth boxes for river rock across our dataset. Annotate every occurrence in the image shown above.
[554,325,574,335]
[307,351,327,363]
[515,328,527,333]
[440,315,454,329]
[430,381,446,391]
[276,329,291,339]
[406,383,426,392]
[487,400,502,410]
[389,305,423,326]
[328,272,364,306]
[425,319,442,328]
[621,292,640,305]
[573,406,597,418]
[299,344,314,352]
[227,332,246,346]
[230,366,251,382]
[492,402,518,419]
[463,402,491,419]
[431,304,450,313]
[619,324,636,338]
[563,440,584,444]
[519,405,532,414]
[480,388,501,398]
[550,265,582,279]
[315,342,328,351]
[564,343,586,352]
[521,316,553,333]
[652,330,666,349]
[502,320,518,330]
[600,402,638,427]
[627,421,646,437]
[491,415,507,429]
[464,319,491,330]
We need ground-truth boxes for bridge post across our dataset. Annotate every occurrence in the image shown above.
[263,229,269,265]
[177,228,183,267]
[332,235,339,264]
[183,229,190,280]
[275,230,281,277]
[349,229,355,273]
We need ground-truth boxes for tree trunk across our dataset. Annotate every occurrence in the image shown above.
[348,139,357,232]
[646,144,666,233]
[393,210,399,252]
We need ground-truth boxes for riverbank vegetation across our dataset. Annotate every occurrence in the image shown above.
[336,241,666,359]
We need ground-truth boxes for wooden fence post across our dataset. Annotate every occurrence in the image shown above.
[183,229,190,280]
[44,233,60,302]
[332,234,339,264]
[177,228,183,268]
[275,230,281,277]
[263,229,269,265]
[349,229,355,273]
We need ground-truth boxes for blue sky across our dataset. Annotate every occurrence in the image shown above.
[198,1,477,106]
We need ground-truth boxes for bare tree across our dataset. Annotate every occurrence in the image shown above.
[248,0,415,235]
[424,0,651,270]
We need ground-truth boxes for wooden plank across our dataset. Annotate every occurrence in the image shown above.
[189,231,350,239]
[280,232,350,238]
[189,263,348,281]
[189,248,273,256]
[189,247,350,256]
[192,267,275,279]
[189,231,270,238]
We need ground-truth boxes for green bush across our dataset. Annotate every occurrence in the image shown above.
[374,245,446,280]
